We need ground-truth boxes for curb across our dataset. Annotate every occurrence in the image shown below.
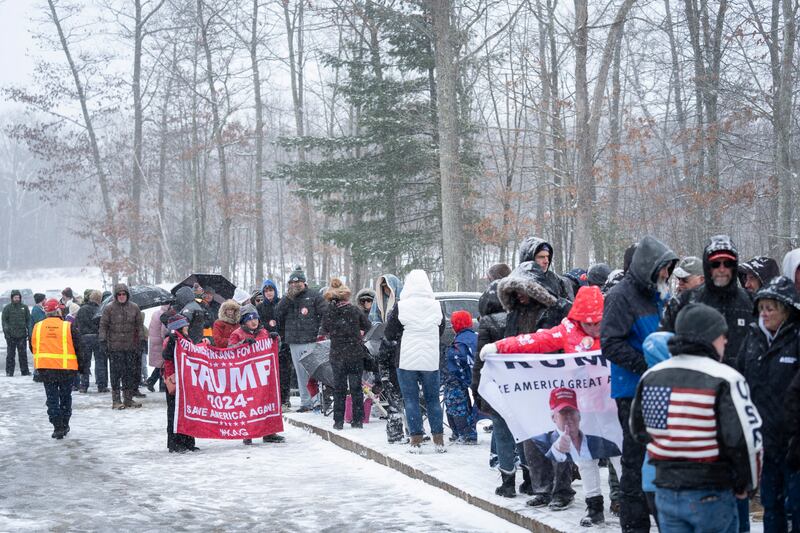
[283,416,563,533]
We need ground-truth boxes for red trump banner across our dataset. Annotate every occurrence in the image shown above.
[174,336,284,439]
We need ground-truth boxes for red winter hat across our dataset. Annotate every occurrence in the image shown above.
[43,298,61,313]
[450,310,473,333]
[549,387,578,412]
[567,285,604,324]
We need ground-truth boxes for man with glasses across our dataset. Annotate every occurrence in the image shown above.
[672,256,704,295]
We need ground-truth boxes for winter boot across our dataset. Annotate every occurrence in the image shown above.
[495,471,516,498]
[123,390,142,408]
[580,495,605,526]
[519,467,534,495]
[112,389,125,410]
[262,434,285,443]
[432,433,447,453]
[408,434,424,454]
[132,389,147,398]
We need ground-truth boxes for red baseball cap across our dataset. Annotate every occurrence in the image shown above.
[708,251,736,262]
[43,298,61,313]
[549,387,578,412]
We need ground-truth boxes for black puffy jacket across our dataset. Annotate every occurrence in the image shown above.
[472,281,508,415]
[257,297,280,334]
[785,371,800,469]
[275,286,327,344]
[75,302,100,336]
[737,276,800,458]
[660,235,754,367]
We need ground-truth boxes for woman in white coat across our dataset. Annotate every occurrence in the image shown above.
[384,269,446,453]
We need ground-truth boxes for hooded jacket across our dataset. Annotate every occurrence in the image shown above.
[630,336,763,493]
[497,261,565,336]
[167,286,208,343]
[384,270,443,371]
[75,300,100,337]
[213,300,241,348]
[319,299,371,363]
[782,248,800,282]
[660,235,754,367]
[275,284,327,344]
[738,256,780,289]
[256,279,281,334]
[471,281,508,415]
[785,370,800,469]
[369,274,403,323]
[736,276,800,458]
[445,328,477,387]
[601,235,678,398]
[99,283,143,352]
[518,236,574,300]
[2,290,30,338]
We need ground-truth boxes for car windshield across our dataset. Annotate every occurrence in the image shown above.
[441,299,480,319]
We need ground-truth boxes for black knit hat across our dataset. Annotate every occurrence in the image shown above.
[288,266,306,283]
[674,303,728,345]
[34,293,46,304]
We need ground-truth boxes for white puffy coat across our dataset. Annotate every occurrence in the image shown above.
[397,270,443,371]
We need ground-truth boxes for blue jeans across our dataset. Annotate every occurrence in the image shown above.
[655,487,738,533]
[491,413,518,474]
[737,497,750,532]
[44,379,73,428]
[761,455,800,533]
[396,368,443,436]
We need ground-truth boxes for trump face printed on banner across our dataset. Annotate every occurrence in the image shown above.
[533,387,621,462]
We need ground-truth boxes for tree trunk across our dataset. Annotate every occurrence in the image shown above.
[431,0,466,290]
[252,0,265,283]
[197,0,232,278]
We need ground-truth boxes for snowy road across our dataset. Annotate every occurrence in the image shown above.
[0,366,523,532]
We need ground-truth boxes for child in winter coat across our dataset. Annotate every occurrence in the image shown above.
[444,310,478,444]
[481,285,621,526]
[162,314,198,453]
[212,299,240,348]
[320,278,372,430]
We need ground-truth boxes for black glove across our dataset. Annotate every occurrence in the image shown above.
[244,338,256,345]
[269,332,280,340]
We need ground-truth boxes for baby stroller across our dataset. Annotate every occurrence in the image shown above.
[298,340,335,416]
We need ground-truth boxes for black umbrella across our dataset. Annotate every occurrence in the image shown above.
[94,285,174,318]
[171,274,236,303]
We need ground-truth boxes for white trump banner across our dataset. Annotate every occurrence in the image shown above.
[479,350,622,459]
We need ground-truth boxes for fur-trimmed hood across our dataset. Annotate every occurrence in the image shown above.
[218,299,241,324]
[497,262,558,311]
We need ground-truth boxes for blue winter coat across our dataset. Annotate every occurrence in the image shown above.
[601,236,677,398]
[640,331,673,492]
[445,329,477,387]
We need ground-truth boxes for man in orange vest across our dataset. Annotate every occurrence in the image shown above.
[31,298,82,439]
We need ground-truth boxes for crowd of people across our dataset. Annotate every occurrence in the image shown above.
[7,233,800,532]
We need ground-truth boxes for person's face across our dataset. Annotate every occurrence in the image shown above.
[11,295,20,303]
[290,280,304,291]
[657,266,671,284]
[711,334,727,360]
[709,258,735,287]
[743,273,761,293]
[360,298,373,311]
[381,283,391,296]
[202,293,213,303]
[580,321,601,338]
[225,307,236,319]
[180,326,189,336]
[245,317,260,330]
[254,294,264,305]
[264,287,275,301]
[534,250,551,272]
[676,274,704,294]
[552,407,580,435]
[759,299,789,332]
[116,291,128,303]
[516,293,530,305]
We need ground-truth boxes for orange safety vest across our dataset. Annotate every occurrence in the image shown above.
[32,317,78,371]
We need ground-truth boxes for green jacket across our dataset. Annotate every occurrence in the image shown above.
[3,298,31,339]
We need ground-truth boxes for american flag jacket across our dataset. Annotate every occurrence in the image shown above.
[630,352,763,492]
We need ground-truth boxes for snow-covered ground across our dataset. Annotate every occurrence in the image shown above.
[0,266,108,296]
[0,358,525,532]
